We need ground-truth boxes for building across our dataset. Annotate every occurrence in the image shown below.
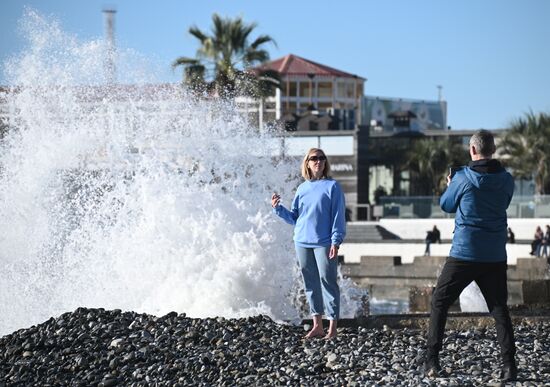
[237,54,365,131]
[2,55,532,220]
[363,95,447,132]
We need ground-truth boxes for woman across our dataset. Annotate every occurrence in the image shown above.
[271,148,346,339]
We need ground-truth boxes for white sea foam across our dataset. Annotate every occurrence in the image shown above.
[0,10,365,336]
[459,282,489,313]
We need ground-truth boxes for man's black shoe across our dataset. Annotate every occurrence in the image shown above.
[500,364,518,382]
[424,359,445,378]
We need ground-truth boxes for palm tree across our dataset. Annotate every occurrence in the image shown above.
[500,111,550,194]
[173,13,277,98]
[407,138,469,195]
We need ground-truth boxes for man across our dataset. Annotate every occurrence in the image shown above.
[424,225,442,256]
[424,130,517,382]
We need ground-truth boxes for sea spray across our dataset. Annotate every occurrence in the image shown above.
[0,9,365,336]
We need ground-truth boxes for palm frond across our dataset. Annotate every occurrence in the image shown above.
[250,34,276,50]
[172,57,200,68]
[188,26,208,44]
[244,49,270,65]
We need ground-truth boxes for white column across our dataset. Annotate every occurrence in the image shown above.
[357,80,363,125]
[275,87,281,120]
[296,80,300,113]
[314,79,319,110]
[332,77,336,108]
[259,99,264,131]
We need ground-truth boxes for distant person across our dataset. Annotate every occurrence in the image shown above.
[345,207,352,222]
[424,230,434,256]
[507,227,515,244]
[424,226,441,256]
[540,225,550,258]
[271,148,346,339]
[424,130,517,382]
[432,225,441,244]
[530,226,543,255]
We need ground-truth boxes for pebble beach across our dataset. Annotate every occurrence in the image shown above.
[1,308,549,386]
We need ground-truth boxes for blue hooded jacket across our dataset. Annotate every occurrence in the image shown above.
[440,159,514,262]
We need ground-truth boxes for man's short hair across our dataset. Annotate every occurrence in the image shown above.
[470,130,496,157]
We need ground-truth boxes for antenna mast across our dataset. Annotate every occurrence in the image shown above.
[103,8,117,84]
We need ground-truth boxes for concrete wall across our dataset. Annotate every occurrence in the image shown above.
[338,218,550,264]
[377,218,550,241]
[339,242,534,265]
[341,255,550,311]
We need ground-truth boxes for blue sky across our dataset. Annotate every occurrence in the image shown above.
[1,0,549,130]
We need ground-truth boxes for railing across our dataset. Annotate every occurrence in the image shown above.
[374,195,550,219]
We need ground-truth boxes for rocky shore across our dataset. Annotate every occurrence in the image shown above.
[1,308,549,386]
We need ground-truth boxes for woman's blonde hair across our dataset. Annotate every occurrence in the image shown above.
[301,148,331,180]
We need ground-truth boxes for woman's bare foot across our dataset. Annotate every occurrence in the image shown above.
[324,320,337,339]
[304,315,324,339]
[323,331,337,340]
[304,328,325,339]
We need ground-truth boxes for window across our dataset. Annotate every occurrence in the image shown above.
[318,82,332,98]
[300,82,311,98]
[285,136,319,156]
[337,82,346,98]
[320,136,354,155]
[337,82,355,98]
[346,83,355,98]
[356,83,363,98]
[288,81,297,97]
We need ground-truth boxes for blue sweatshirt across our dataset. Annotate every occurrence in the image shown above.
[440,159,514,262]
[273,178,346,247]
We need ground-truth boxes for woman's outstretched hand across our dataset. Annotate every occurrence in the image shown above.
[271,193,281,208]
[329,245,339,259]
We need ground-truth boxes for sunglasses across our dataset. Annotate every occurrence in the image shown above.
[308,156,327,162]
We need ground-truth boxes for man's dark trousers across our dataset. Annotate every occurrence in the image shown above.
[426,257,516,366]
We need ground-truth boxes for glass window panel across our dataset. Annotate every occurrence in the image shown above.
[285,136,319,156]
[318,82,332,98]
[300,82,311,97]
[288,81,297,97]
[356,83,363,97]
[337,82,346,98]
[346,83,355,98]
[319,136,354,155]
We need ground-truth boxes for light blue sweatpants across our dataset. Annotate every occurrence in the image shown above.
[295,244,340,320]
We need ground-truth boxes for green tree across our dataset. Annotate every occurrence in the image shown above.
[500,111,550,194]
[406,138,469,195]
[172,13,277,98]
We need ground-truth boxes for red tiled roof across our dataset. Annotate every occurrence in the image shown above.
[253,54,365,80]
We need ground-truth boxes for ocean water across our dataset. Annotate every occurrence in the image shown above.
[0,10,365,336]
[369,298,409,315]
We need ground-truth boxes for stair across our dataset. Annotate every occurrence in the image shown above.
[345,223,401,243]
